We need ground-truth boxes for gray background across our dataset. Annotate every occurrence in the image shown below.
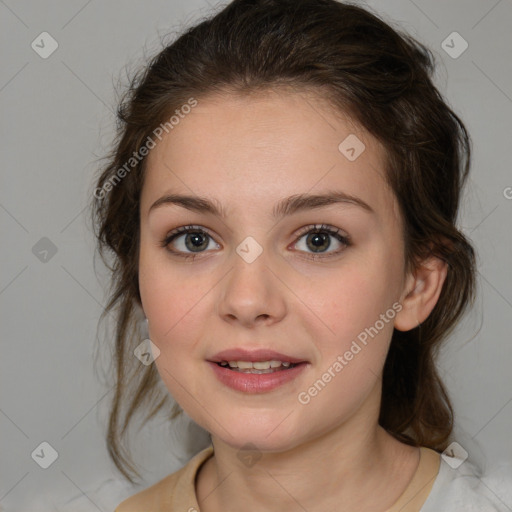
[1,0,511,510]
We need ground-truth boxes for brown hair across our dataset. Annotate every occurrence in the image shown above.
[90,0,476,483]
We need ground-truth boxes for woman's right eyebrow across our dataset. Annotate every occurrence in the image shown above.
[148,190,375,219]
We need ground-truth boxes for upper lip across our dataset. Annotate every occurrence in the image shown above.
[208,348,307,364]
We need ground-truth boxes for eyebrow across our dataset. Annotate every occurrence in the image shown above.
[148,190,374,219]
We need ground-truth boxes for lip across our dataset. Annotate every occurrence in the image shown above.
[207,361,309,393]
[208,348,307,364]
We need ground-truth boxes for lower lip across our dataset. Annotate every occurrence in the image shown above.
[207,361,308,393]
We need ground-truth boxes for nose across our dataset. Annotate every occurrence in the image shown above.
[217,247,287,329]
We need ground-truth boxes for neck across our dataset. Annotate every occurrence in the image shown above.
[196,389,420,512]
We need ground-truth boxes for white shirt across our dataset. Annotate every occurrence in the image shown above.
[14,451,512,511]
[421,458,512,511]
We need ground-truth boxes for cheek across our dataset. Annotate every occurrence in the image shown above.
[138,245,206,349]
[296,271,399,421]
[313,255,400,346]
[300,256,403,409]
[138,255,211,411]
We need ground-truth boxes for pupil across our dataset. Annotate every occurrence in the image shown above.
[307,232,330,252]
[186,232,208,252]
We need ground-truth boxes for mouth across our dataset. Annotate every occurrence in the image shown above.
[207,356,309,394]
[207,355,309,393]
[215,360,301,374]
[208,348,308,375]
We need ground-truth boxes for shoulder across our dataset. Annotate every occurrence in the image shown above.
[115,445,214,512]
[421,454,512,512]
[114,472,180,512]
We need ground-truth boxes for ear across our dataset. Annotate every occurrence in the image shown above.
[394,255,448,331]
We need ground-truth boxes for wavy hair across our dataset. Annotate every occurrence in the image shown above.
[90,0,476,482]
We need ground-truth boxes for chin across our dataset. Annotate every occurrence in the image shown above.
[221,432,300,454]
[206,412,305,453]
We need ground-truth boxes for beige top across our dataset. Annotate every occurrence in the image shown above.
[115,445,441,512]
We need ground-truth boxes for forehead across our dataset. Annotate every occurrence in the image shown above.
[141,89,399,223]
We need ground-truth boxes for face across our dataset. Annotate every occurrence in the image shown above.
[138,89,409,452]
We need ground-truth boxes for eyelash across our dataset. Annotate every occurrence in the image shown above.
[160,223,351,261]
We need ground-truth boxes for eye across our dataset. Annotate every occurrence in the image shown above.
[292,224,350,259]
[161,225,220,260]
[161,223,351,261]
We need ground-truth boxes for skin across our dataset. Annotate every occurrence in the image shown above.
[138,88,447,511]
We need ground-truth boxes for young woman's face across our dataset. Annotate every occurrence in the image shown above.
[139,89,408,452]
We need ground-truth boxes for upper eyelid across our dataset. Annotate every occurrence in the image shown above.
[165,223,346,237]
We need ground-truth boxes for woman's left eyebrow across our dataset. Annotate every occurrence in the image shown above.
[148,190,375,218]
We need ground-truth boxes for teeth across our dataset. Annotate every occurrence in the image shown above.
[253,361,270,370]
[221,360,293,369]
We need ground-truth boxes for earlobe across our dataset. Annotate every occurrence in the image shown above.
[394,256,448,332]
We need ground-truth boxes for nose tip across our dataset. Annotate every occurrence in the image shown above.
[218,255,287,328]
